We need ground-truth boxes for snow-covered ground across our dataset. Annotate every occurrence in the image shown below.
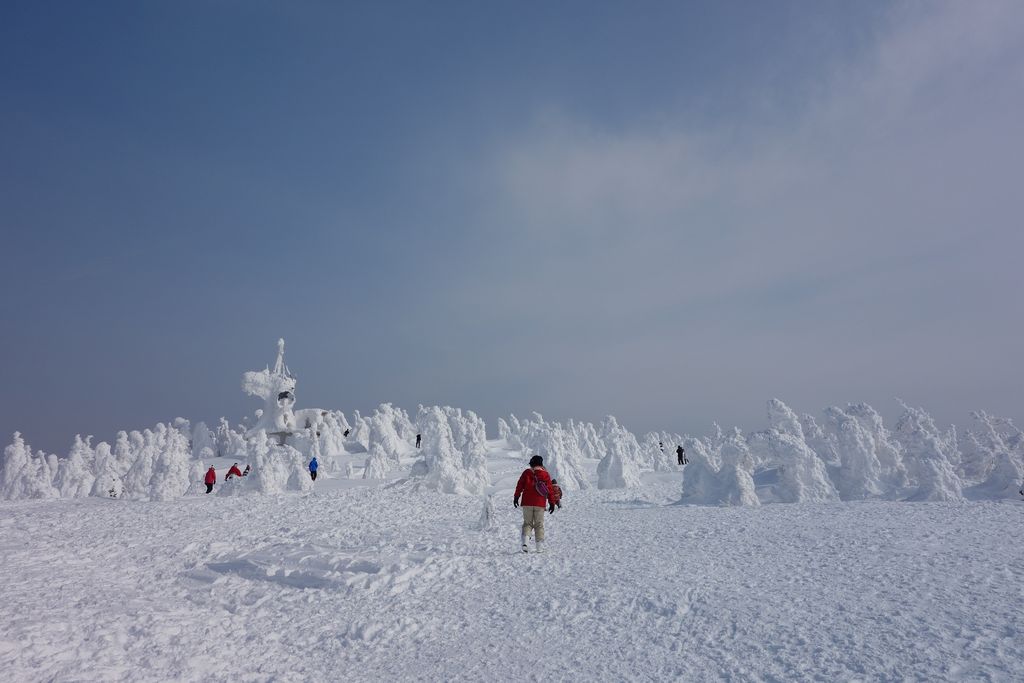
[2,443,1022,682]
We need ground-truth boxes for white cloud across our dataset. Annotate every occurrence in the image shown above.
[455,0,1024,431]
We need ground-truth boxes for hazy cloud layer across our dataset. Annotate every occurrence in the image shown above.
[445,0,1024,431]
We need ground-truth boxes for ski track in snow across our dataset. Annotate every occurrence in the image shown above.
[1,451,1022,682]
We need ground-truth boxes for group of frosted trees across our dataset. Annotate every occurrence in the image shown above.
[3,421,214,502]
[678,399,1023,506]
[3,397,1021,505]
[0,402,493,501]
[497,413,679,492]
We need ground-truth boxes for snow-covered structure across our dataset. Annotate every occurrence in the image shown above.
[242,339,299,441]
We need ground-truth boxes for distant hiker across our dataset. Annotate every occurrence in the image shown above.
[659,441,664,453]
[416,433,422,449]
[204,466,216,494]
[513,455,556,553]
[343,428,350,437]
[226,463,242,480]
[550,478,563,510]
[676,446,688,466]
[309,456,319,481]
[242,464,251,477]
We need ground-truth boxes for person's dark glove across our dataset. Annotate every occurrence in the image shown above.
[548,502,555,513]
[513,497,520,508]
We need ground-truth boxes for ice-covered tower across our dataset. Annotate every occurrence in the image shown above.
[242,339,298,442]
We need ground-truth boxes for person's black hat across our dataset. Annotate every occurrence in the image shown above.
[529,455,543,467]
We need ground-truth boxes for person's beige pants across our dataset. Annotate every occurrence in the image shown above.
[521,506,545,541]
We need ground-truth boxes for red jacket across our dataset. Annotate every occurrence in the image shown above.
[515,467,554,507]
[226,465,242,479]
[204,468,216,485]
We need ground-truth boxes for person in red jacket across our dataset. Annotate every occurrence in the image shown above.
[225,463,243,480]
[514,454,556,553]
[204,466,216,494]
[550,479,563,509]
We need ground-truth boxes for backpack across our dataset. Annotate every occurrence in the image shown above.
[530,469,549,498]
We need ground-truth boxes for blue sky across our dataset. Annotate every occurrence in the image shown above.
[2,1,1022,453]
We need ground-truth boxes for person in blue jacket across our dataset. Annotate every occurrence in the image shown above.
[309,456,319,481]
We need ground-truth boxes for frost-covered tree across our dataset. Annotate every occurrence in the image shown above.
[185,460,208,496]
[976,451,1024,499]
[497,418,512,444]
[718,431,760,506]
[893,402,964,502]
[363,444,392,480]
[190,422,216,460]
[766,400,838,503]
[284,445,315,493]
[454,409,490,494]
[349,411,371,450]
[800,414,837,467]
[54,435,95,498]
[215,418,247,459]
[594,416,645,489]
[411,406,479,494]
[959,411,1023,483]
[369,408,406,463]
[521,420,588,491]
[844,403,907,490]
[172,417,191,439]
[680,435,759,506]
[111,430,135,476]
[679,439,721,504]
[123,427,162,499]
[1,433,58,500]
[641,432,677,472]
[149,426,192,501]
[768,398,805,440]
[248,432,275,490]
[597,420,641,489]
[824,407,885,501]
[478,495,498,531]
[571,419,606,460]
[89,441,123,498]
[503,414,525,451]
[248,430,290,495]
[317,411,349,458]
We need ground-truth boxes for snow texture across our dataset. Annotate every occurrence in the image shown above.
[1,464,1021,682]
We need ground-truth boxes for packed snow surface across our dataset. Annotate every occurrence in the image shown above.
[2,446,1022,682]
